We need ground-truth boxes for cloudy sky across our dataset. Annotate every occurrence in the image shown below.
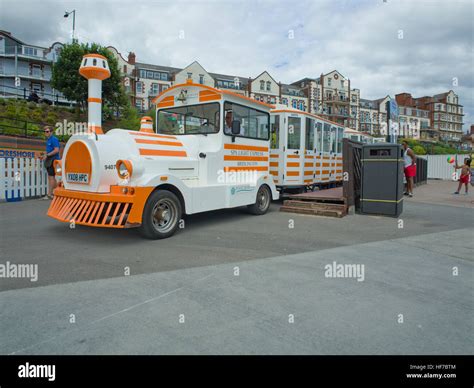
[1,0,473,131]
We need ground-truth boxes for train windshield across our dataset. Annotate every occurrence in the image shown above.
[157,103,220,135]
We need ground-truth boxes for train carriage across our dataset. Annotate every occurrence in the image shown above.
[269,106,344,193]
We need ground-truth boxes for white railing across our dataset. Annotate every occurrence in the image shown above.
[0,158,48,201]
[418,154,470,180]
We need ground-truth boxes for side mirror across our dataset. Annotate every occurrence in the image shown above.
[231,120,241,135]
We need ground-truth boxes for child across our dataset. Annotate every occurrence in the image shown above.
[453,157,471,195]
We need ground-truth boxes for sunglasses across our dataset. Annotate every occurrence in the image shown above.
[44,130,51,133]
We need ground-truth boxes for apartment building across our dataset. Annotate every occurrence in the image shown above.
[396,91,464,145]
[0,30,68,104]
[291,71,360,130]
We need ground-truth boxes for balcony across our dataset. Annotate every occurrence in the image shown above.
[0,68,50,81]
[0,46,50,62]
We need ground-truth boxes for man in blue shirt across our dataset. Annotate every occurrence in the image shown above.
[41,126,60,199]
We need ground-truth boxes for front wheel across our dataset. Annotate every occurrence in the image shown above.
[247,185,271,215]
[139,190,182,239]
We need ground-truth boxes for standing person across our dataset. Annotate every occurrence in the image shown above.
[453,157,471,195]
[40,126,60,199]
[402,140,416,197]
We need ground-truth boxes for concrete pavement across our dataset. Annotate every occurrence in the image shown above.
[0,180,472,354]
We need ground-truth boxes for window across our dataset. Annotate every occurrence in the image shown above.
[187,72,192,79]
[322,123,331,152]
[223,102,269,140]
[266,81,271,91]
[330,127,337,153]
[287,117,301,149]
[337,127,344,153]
[151,83,159,96]
[139,69,146,78]
[298,102,304,111]
[327,78,331,87]
[161,73,168,81]
[32,83,42,93]
[136,82,143,94]
[157,103,220,135]
[23,46,38,56]
[305,118,315,150]
[315,121,322,150]
[147,71,153,78]
[31,64,41,78]
[292,100,297,108]
[199,74,204,84]
[135,99,142,110]
[270,115,279,149]
[260,80,265,90]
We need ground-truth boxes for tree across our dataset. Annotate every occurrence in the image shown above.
[51,42,127,113]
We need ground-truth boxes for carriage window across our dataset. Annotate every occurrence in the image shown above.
[270,115,279,149]
[337,127,344,153]
[157,103,220,135]
[315,121,322,151]
[224,102,269,140]
[322,123,331,152]
[330,126,337,153]
[287,117,301,150]
[305,118,314,150]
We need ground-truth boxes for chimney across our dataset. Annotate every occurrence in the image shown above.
[128,52,136,65]
[139,116,154,133]
[79,54,111,135]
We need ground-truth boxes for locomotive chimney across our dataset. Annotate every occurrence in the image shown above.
[79,54,111,135]
[139,116,154,133]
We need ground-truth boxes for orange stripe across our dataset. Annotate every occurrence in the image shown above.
[270,154,279,158]
[224,155,268,161]
[304,163,314,167]
[129,132,177,140]
[224,144,268,152]
[134,139,183,147]
[304,171,313,176]
[224,166,268,172]
[88,97,102,103]
[286,162,299,167]
[287,171,299,176]
[200,95,221,102]
[139,149,187,157]
[315,171,321,175]
[269,171,278,176]
[287,155,300,159]
[304,179,313,183]
[269,162,278,167]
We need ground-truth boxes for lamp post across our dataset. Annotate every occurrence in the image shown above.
[64,10,76,42]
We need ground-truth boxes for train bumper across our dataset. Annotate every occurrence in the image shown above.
[47,185,153,228]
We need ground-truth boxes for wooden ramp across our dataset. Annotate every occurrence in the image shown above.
[280,187,348,218]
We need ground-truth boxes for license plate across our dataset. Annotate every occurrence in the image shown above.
[66,173,89,184]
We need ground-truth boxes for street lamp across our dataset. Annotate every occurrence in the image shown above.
[64,10,76,42]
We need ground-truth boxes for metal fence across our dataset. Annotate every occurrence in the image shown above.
[0,157,48,201]
[418,154,471,180]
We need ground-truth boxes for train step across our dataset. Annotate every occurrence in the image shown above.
[282,200,347,213]
[280,204,346,218]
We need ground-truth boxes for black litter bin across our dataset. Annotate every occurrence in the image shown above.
[360,143,404,217]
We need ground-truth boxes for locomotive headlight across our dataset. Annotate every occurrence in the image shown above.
[53,160,62,175]
[116,159,133,179]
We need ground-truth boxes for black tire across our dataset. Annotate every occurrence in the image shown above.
[139,190,182,239]
[247,184,272,215]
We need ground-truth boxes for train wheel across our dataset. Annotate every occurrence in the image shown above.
[139,190,182,239]
[248,185,271,215]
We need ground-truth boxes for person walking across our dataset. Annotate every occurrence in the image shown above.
[40,126,60,199]
[402,140,416,197]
